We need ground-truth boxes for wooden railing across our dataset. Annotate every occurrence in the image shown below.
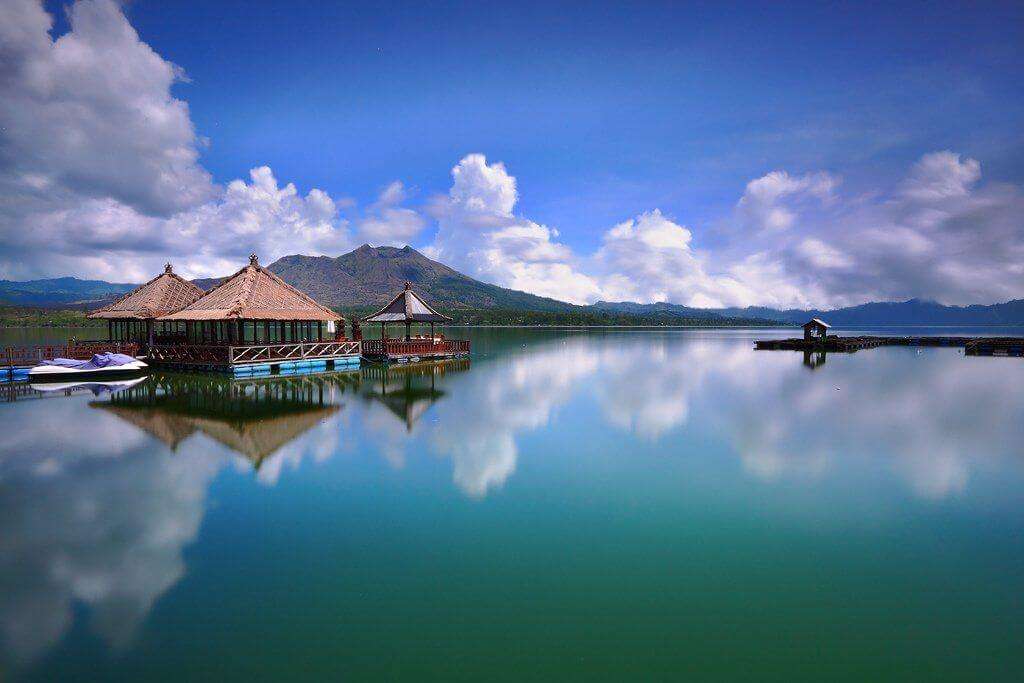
[148,340,361,366]
[361,338,470,357]
[3,341,140,367]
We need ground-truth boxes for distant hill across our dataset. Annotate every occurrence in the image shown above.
[0,277,134,307]
[596,298,1024,326]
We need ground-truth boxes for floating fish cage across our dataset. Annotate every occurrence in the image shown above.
[231,354,362,378]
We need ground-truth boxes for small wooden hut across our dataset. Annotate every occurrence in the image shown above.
[87,263,205,348]
[360,283,469,362]
[803,318,831,343]
[152,254,360,372]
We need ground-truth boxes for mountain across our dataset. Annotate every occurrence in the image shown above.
[0,277,134,307]
[265,245,576,311]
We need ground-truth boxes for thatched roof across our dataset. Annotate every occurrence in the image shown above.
[88,264,205,320]
[161,254,341,322]
[363,283,452,324]
[804,318,831,329]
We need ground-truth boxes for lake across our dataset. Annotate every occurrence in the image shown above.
[2,327,1023,681]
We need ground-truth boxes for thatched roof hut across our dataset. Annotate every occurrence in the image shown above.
[363,282,451,340]
[88,263,205,320]
[363,282,451,325]
[161,254,340,322]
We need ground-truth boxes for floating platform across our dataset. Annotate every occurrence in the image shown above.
[148,340,363,375]
[755,335,1024,357]
[360,338,470,363]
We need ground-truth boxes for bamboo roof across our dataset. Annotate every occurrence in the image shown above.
[363,283,452,324]
[160,254,341,322]
[87,264,205,320]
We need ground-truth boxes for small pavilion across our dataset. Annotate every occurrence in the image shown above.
[363,282,452,340]
[87,263,205,347]
[803,318,831,343]
[159,254,343,345]
[359,284,469,362]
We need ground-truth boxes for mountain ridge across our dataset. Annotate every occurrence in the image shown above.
[5,246,1024,325]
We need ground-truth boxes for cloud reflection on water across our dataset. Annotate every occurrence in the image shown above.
[0,398,225,665]
[2,334,1023,667]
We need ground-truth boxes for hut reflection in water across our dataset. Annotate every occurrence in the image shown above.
[360,359,471,431]
[91,371,358,468]
[92,359,471,465]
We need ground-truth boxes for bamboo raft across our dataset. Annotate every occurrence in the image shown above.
[755,335,1024,356]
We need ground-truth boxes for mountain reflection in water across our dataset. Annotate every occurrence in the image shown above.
[1,329,1023,678]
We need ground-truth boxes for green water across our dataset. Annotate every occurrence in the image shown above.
[1,328,1023,681]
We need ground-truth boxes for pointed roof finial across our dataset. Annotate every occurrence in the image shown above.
[164,262,173,274]
[404,281,412,291]
[249,253,259,266]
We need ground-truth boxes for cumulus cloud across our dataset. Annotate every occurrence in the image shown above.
[356,181,427,246]
[428,154,602,304]
[425,150,1024,309]
[0,1,420,281]
[0,0,214,216]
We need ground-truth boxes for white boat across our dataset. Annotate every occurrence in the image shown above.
[28,353,148,382]
[29,377,148,394]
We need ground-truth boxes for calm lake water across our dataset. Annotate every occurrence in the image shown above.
[2,327,1024,681]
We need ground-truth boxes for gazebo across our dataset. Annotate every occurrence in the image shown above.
[151,254,360,372]
[363,282,452,340]
[87,263,205,348]
[360,283,469,362]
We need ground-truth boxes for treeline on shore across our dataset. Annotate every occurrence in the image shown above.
[0,307,103,328]
[0,304,775,329]
[341,307,775,327]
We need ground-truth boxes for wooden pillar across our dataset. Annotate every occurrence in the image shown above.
[405,321,411,341]
[107,319,113,341]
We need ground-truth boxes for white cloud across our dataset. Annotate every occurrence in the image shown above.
[0,1,418,281]
[737,170,836,232]
[356,181,427,246]
[901,151,981,201]
[0,0,214,216]
[429,154,601,304]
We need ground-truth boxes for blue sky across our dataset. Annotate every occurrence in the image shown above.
[130,0,1023,240]
[4,0,1023,307]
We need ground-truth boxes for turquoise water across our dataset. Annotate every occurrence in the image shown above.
[2,328,1023,681]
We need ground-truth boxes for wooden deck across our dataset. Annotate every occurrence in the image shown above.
[148,340,362,373]
[360,338,470,362]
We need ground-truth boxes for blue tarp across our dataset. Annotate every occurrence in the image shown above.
[41,352,138,370]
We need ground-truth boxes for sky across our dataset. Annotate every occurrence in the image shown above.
[0,0,1022,308]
